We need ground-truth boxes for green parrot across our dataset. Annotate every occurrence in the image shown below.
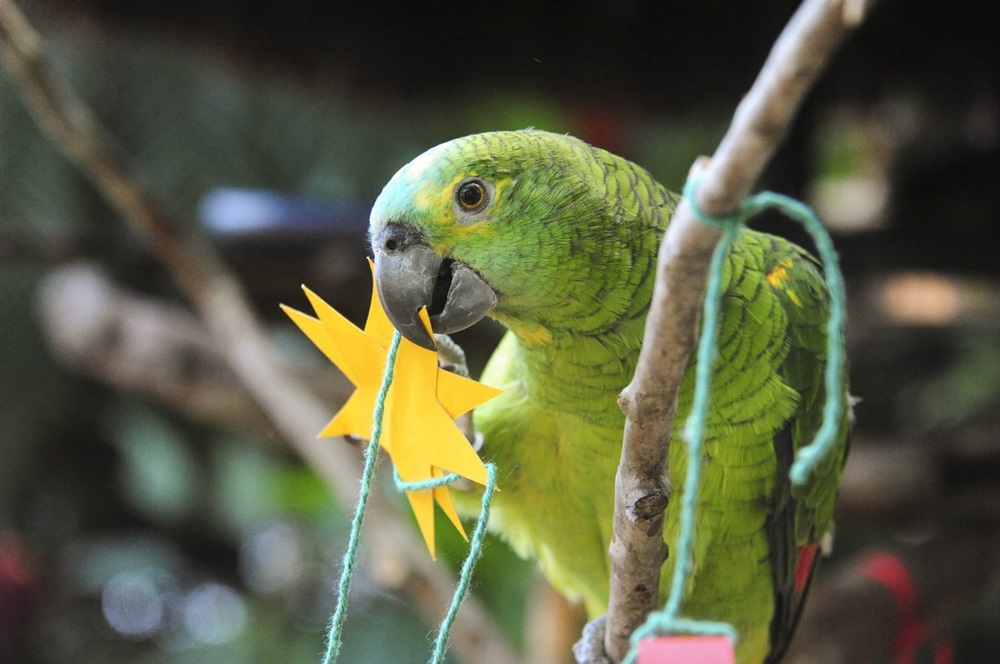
[369,130,849,664]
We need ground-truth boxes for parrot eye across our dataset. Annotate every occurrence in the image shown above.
[455,178,490,214]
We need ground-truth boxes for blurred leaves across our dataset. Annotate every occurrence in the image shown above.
[110,405,201,526]
[0,265,92,513]
[911,331,1000,431]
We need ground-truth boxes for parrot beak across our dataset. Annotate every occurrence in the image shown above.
[372,223,498,350]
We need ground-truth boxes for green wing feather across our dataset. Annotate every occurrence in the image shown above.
[754,235,850,661]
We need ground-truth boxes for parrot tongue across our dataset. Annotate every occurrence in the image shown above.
[373,231,497,350]
[428,259,457,317]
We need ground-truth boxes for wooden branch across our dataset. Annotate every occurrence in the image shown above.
[0,4,520,663]
[35,261,355,431]
[604,0,875,659]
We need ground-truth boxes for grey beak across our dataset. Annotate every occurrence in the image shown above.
[372,224,497,350]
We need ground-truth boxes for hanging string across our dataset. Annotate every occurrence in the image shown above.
[321,330,498,664]
[624,179,848,661]
[322,331,401,664]
[395,464,499,663]
[692,187,848,485]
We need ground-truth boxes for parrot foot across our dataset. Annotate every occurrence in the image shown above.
[573,615,612,664]
[433,332,486,484]
[433,333,469,377]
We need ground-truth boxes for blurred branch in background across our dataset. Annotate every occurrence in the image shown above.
[35,261,348,432]
[0,1,522,662]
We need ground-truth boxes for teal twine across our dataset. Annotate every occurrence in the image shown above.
[428,462,497,664]
[393,469,461,492]
[623,217,740,664]
[623,180,847,661]
[682,180,848,485]
[671,207,738,618]
[321,330,498,664]
[392,462,498,664]
[322,330,402,664]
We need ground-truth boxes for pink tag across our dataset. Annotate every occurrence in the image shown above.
[637,636,736,664]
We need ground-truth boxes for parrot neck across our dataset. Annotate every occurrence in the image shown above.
[499,315,645,426]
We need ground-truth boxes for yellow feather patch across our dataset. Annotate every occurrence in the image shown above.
[413,173,460,217]
[766,258,803,306]
[413,174,511,241]
[765,258,794,289]
[511,320,553,347]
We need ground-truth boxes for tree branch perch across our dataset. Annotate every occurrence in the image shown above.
[603,0,876,660]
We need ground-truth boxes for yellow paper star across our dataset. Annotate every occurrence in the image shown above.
[280,263,502,557]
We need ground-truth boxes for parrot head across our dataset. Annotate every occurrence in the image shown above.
[370,130,651,349]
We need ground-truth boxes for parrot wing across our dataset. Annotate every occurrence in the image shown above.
[759,235,850,662]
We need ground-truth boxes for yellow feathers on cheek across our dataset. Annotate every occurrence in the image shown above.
[412,175,458,219]
[412,175,509,243]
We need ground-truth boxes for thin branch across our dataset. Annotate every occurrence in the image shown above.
[604,0,876,660]
[0,3,520,663]
[35,261,355,432]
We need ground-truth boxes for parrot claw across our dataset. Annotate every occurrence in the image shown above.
[572,615,612,664]
[433,333,470,377]
[471,431,484,453]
